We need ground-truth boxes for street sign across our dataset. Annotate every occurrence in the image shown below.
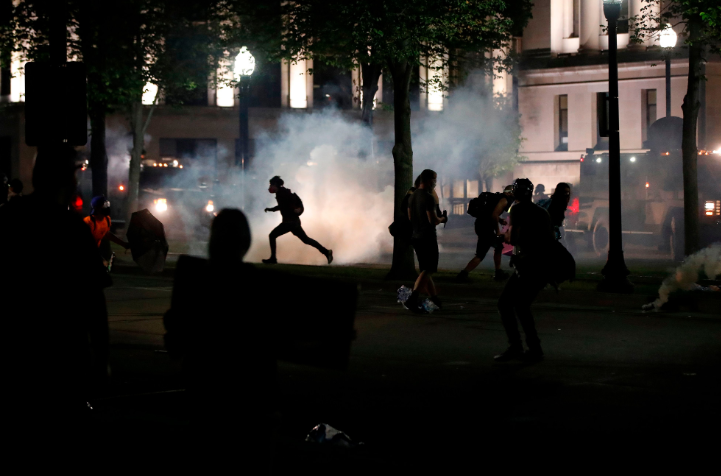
[25,62,87,146]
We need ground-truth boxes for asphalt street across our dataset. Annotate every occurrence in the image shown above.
[96,265,721,469]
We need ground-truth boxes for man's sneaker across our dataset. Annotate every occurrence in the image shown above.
[262,257,278,265]
[455,271,471,283]
[326,250,333,265]
[429,295,442,310]
[493,269,509,282]
[404,292,428,314]
[493,346,524,362]
[521,348,544,363]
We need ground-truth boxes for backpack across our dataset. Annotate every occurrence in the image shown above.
[291,192,304,216]
[467,192,502,218]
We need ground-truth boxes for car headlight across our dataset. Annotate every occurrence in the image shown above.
[205,200,214,213]
[154,198,168,212]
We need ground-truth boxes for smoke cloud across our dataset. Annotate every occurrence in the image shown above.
[647,243,721,310]
[242,111,394,265]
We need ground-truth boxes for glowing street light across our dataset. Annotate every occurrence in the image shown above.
[234,46,256,79]
[659,25,677,117]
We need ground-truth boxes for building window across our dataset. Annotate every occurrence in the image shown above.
[642,89,657,144]
[618,0,630,34]
[597,92,610,141]
[556,94,569,151]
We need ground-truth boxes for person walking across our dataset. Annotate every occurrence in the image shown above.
[405,169,447,313]
[537,182,572,241]
[494,178,554,363]
[262,176,333,265]
[456,185,514,282]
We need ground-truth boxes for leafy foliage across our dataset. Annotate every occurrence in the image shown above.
[630,0,721,52]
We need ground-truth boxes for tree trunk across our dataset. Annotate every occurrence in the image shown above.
[88,106,108,198]
[681,17,702,256]
[386,60,416,280]
[360,63,382,127]
[126,99,144,226]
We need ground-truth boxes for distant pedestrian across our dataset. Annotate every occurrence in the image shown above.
[494,178,554,363]
[0,144,111,436]
[456,185,513,282]
[262,176,333,265]
[533,183,548,202]
[405,169,447,313]
[537,182,572,241]
[84,195,130,266]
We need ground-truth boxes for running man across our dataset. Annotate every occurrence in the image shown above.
[262,176,333,265]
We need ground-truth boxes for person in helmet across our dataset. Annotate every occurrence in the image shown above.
[84,195,130,263]
[494,178,554,363]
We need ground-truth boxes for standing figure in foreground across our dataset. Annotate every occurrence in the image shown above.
[405,169,447,313]
[494,178,554,363]
[263,176,333,265]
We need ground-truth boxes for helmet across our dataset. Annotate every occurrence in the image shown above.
[90,195,111,215]
[512,178,534,201]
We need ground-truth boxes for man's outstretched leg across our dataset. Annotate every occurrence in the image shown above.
[263,223,293,264]
[292,225,333,264]
[492,247,509,281]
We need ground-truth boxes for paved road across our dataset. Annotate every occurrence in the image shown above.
[100,269,720,468]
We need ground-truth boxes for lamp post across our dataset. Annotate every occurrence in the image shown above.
[599,0,633,293]
[659,25,677,117]
[235,47,255,209]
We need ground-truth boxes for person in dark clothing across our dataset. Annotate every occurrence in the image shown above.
[262,175,333,265]
[537,182,572,241]
[456,186,513,282]
[405,169,447,313]
[494,178,554,363]
[533,183,548,202]
[164,209,278,472]
[0,144,111,437]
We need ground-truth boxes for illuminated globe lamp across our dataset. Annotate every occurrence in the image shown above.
[659,25,677,117]
[235,47,255,210]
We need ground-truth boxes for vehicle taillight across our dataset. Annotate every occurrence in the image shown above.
[705,200,720,216]
[569,197,579,215]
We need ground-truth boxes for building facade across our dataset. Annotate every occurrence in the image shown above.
[1,0,719,205]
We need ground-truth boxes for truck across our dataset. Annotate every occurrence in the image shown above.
[564,118,720,260]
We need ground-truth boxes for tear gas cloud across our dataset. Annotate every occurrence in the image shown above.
[241,112,394,265]
[647,243,721,310]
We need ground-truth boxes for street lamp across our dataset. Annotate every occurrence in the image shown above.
[659,24,677,117]
[599,0,633,293]
[235,47,255,209]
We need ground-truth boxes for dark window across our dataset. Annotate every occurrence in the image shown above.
[642,89,657,144]
[312,62,353,110]
[557,95,569,151]
[618,0,630,34]
[249,60,281,108]
[597,92,610,138]
[0,136,11,179]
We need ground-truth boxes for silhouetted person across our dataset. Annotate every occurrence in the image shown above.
[0,144,111,436]
[406,169,447,313]
[456,185,513,283]
[494,178,554,363]
[262,175,333,265]
[533,183,548,202]
[164,209,277,472]
[537,182,572,241]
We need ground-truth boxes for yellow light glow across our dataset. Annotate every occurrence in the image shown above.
[290,59,308,109]
[427,56,445,112]
[596,158,602,163]
[646,182,650,188]
[706,201,715,210]
[206,200,214,213]
[119,185,124,191]
[154,198,167,212]
[630,157,636,162]
[10,53,24,102]
[179,165,183,169]
[142,83,158,105]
